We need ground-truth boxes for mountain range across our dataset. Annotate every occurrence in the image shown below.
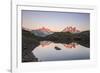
[31,26,80,37]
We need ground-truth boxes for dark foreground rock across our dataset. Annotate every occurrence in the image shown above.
[22,30,40,62]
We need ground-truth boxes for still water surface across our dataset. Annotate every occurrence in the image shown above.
[32,42,90,61]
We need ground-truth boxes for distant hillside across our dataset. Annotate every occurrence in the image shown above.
[44,32,73,44]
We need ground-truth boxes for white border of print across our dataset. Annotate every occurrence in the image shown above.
[11,2,97,73]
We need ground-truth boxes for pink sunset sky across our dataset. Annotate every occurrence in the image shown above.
[22,10,90,32]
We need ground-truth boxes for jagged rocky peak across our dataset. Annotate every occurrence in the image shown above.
[62,26,80,33]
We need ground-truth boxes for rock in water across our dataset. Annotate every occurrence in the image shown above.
[54,46,61,50]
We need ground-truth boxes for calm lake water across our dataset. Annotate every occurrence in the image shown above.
[32,42,90,61]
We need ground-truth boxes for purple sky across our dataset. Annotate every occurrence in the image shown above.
[22,10,90,31]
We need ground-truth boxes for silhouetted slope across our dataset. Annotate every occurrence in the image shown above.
[73,31,90,48]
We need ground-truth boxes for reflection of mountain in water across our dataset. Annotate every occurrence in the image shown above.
[22,28,90,62]
[33,43,89,61]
